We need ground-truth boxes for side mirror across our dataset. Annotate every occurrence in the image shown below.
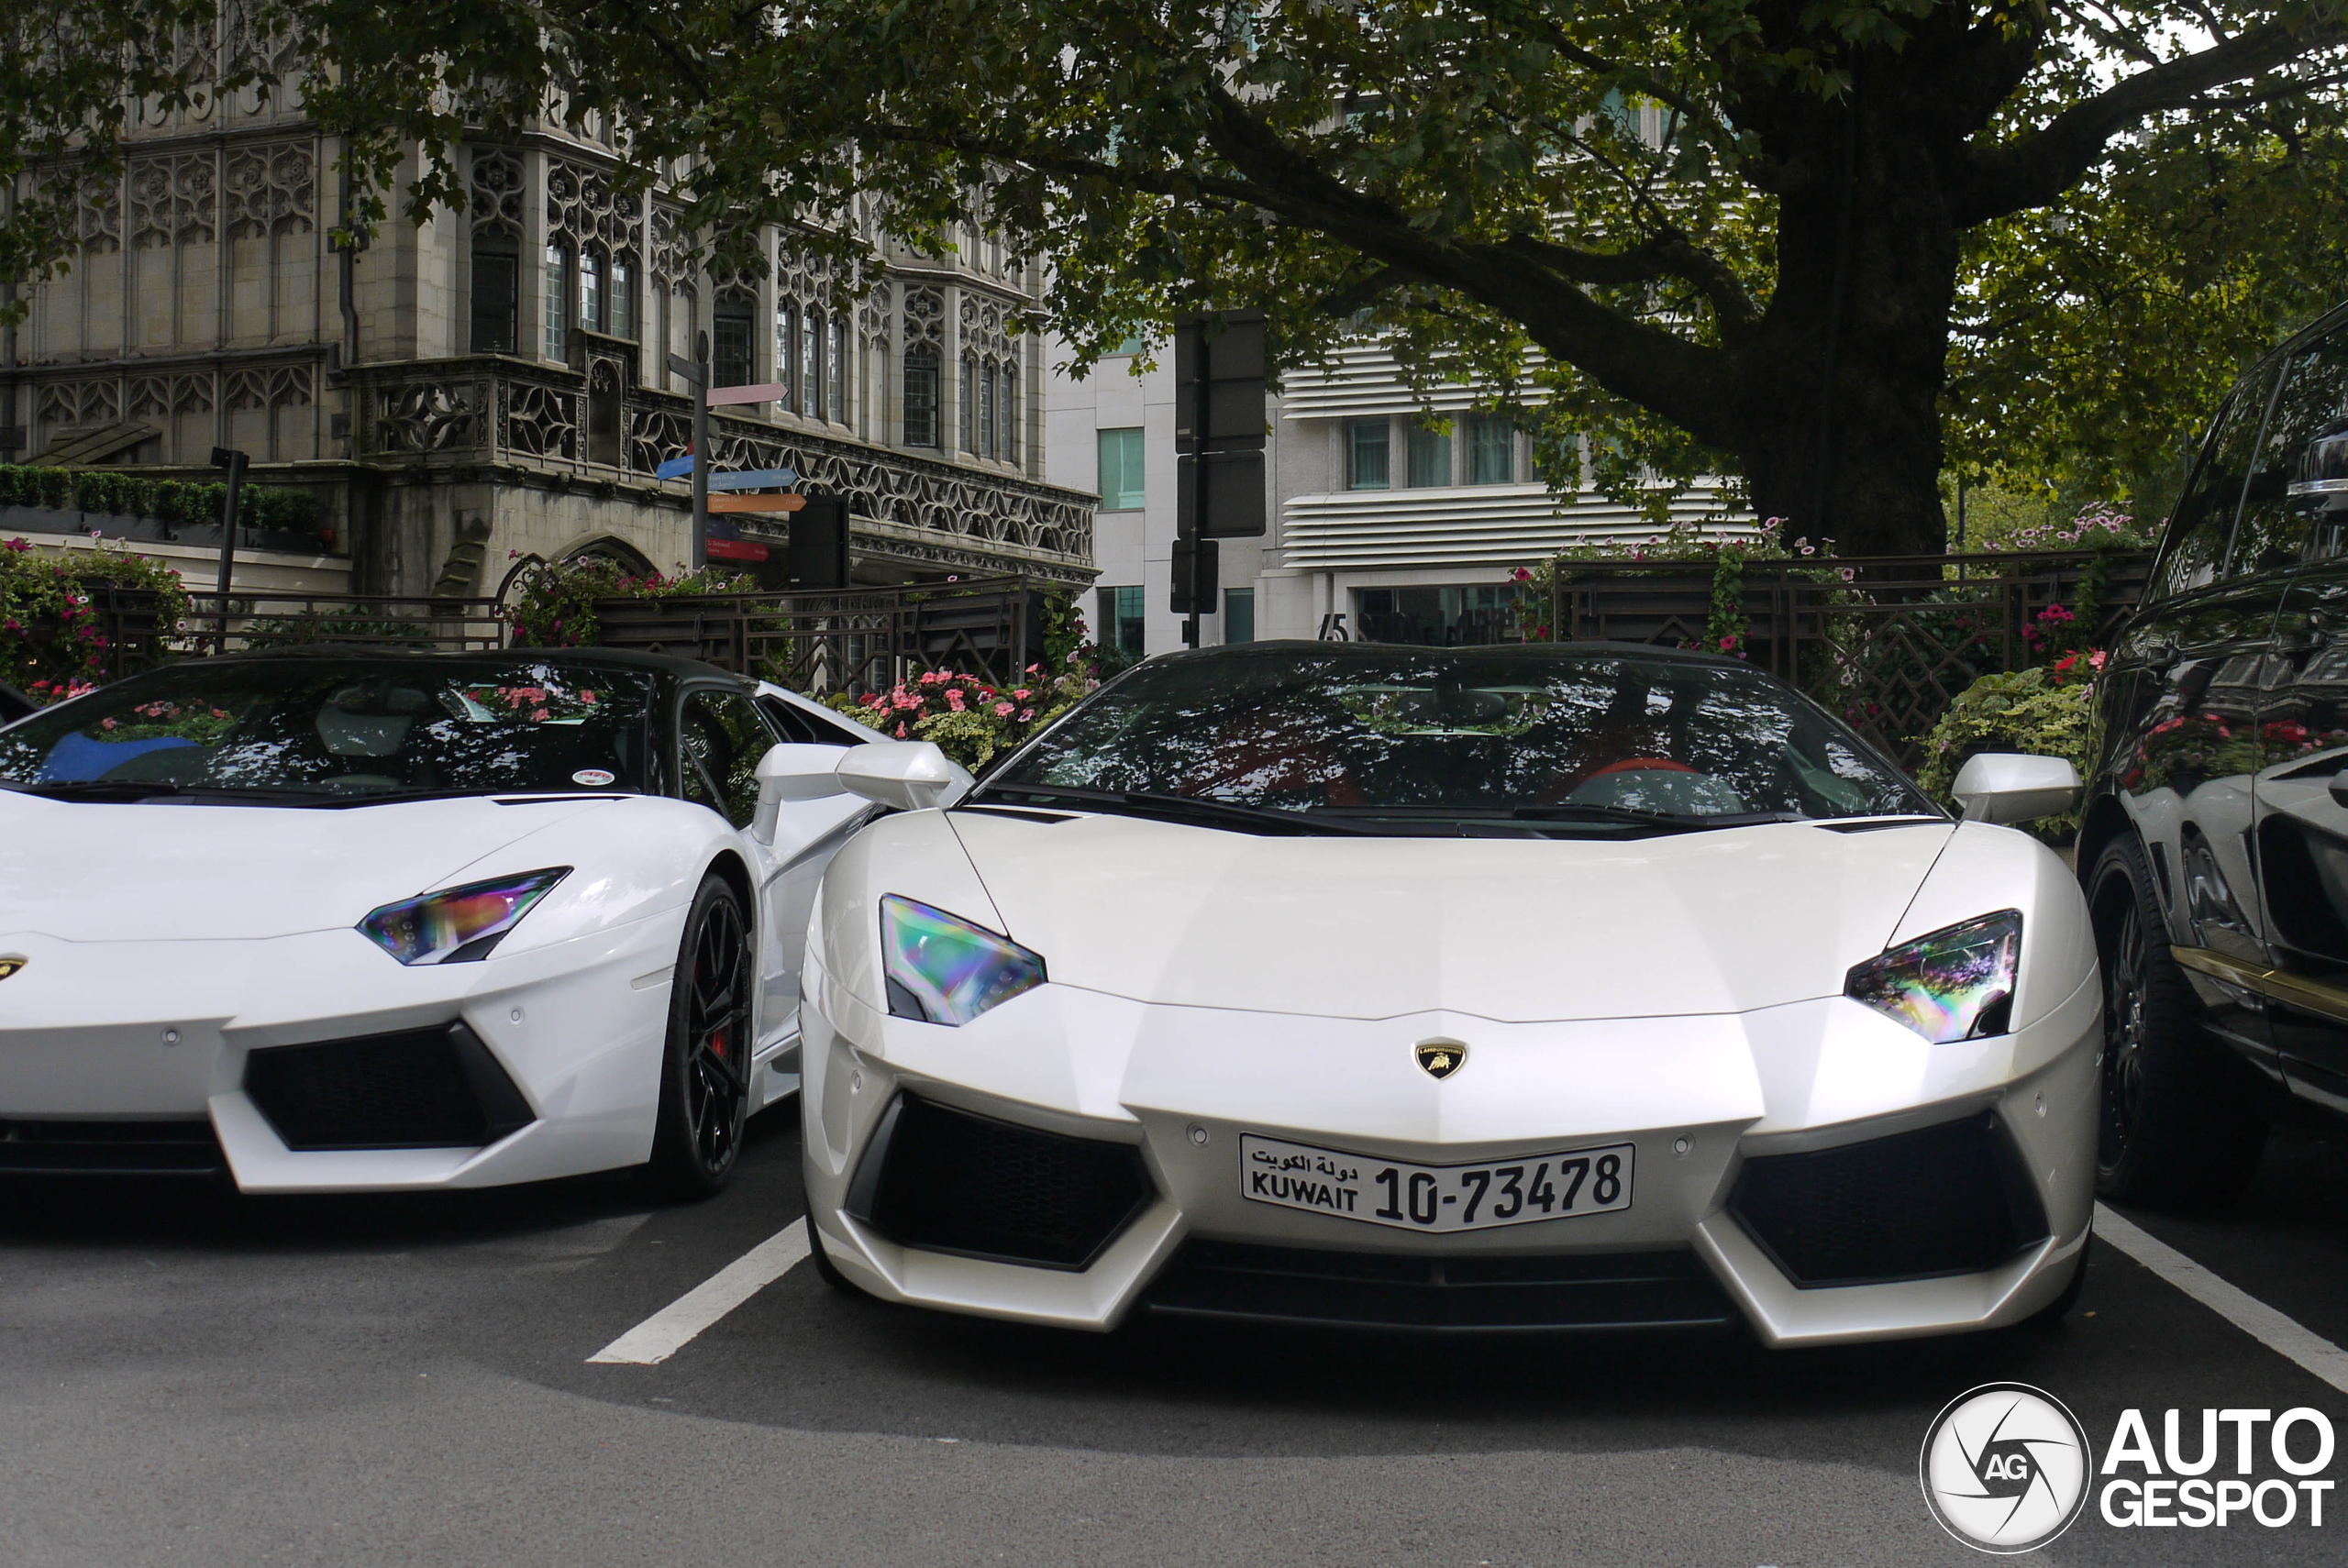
[834,739,970,813]
[751,743,853,843]
[1952,753,2082,825]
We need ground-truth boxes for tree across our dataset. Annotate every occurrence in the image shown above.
[12,1,2348,553]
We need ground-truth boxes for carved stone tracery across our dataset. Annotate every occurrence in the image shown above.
[128,154,216,248]
[224,141,316,239]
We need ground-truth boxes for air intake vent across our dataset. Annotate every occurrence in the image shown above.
[244,1022,534,1151]
[1728,1111,2049,1287]
[1144,1241,1736,1331]
[0,1119,225,1176]
[847,1093,1152,1270]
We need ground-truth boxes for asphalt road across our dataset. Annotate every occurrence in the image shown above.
[5,1108,2346,1568]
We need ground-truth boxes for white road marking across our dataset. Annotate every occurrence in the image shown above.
[587,1219,812,1365]
[2095,1202,2348,1395]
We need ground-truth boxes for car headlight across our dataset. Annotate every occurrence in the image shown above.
[1845,911,2021,1043]
[359,868,571,966]
[880,894,1046,1025]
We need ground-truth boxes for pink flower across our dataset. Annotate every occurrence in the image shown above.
[1019,708,1035,723]
[993,701,1013,717]
[895,723,908,737]
[1025,664,1040,675]
[1013,689,1031,701]
[946,690,966,712]
[101,717,116,731]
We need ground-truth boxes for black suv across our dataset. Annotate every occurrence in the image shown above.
[2080,302,2348,1206]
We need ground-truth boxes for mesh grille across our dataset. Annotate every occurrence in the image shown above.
[244,1024,531,1151]
[852,1094,1152,1270]
[1728,1111,2049,1287]
[1144,1241,1735,1331]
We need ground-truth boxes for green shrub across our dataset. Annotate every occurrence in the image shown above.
[506,555,756,647]
[1915,658,2101,839]
[0,463,325,538]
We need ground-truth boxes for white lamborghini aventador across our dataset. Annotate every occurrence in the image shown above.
[0,646,928,1196]
[786,641,2100,1346]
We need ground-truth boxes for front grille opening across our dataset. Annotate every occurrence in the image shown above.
[0,1119,226,1176]
[1143,1240,1736,1331]
[847,1093,1153,1270]
[1727,1111,2049,1287]
[243,1022,534,1151]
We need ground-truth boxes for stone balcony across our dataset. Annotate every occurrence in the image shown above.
[348,347,1096,585]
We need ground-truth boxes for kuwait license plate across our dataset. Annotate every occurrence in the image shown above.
[1239,1133,1634,1233]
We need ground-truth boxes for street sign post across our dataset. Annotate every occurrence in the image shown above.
[667,337,710,570]
[1172,312,1268,646]
[208,446,248,652]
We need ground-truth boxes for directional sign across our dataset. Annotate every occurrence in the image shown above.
[707,492,806,514]
[654,453,694,480]
[706,382,789,408]
[706,537,770,562]
[707,468,799,491]
[666,352,704,385]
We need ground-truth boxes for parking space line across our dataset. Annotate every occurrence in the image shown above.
[587,1219,811,1365]
[2095,1202,2348,1394]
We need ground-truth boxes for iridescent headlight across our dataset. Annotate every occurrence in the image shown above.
[1845,911,2022,1043]
[359,868,570,966]
[880,895,1046,1025]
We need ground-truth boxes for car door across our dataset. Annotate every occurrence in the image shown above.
[2246,326,2348,1112]
[2105,358,2289,1075]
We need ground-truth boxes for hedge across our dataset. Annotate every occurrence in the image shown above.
[0,463,326,536]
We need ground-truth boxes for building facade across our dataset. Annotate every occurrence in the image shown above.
[5,24,1094,601]
[1047,337,1745,653]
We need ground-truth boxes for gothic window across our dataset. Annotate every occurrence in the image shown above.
[543,242,570,361]
[471,231,519,354]
[776,298,799,408]
[980,359,997,460]
[468,147,524,355]
[580,248,604,335]
[960,354,977,453]
[903,345,940,447]
[713,294,755,390]
[827,315,848,425]
[610,252,636,341]
[1002,360,1019,466]
[803,308,823,420]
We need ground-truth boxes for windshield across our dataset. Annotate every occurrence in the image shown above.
[983,646,1933,829]
[0,657,656,801]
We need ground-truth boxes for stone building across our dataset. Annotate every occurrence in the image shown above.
[3,17,1095,601]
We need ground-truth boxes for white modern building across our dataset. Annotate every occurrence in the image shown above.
[1047,337,1747,655]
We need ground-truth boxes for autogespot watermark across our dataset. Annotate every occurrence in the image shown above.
[1921,1386,2339,1552]
[1921,1384,2094,1553]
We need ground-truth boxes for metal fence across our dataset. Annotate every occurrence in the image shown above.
[1549,550,2154,767]
[585,578,1049,694]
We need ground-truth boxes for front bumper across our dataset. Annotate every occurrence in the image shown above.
[0,910,684,1192]
[800,959,2101,1346]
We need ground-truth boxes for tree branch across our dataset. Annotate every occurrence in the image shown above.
[1955,18,2348,222]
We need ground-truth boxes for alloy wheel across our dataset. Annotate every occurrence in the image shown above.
[681,893,753,1176]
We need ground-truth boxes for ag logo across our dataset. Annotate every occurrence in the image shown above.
[1921,1383,2093,1553]
[0,955,24,982]
[1413,1038,1467,1079]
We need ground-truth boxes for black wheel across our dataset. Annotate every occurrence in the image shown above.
[2088,834,2265,1207]
[646,873,756,1199]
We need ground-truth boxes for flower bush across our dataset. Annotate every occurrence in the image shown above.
[0,463,329,543]
[2,536,193,696]
[826,653,1101,769]
[1972,501,2156,556]
[1915,655,2109,839]
[506,555,755,647]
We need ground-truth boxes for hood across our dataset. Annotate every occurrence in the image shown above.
[0,791,615,943]
[948,811,1954,1021]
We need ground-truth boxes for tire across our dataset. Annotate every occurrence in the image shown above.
[646,872,757,1200]
[2088,834,2265,1207]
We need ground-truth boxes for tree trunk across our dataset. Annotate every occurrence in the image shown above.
[1722,61,1972,558]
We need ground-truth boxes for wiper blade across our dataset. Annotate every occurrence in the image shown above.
[977,783,1388,836]
[1502,804,1811,829]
